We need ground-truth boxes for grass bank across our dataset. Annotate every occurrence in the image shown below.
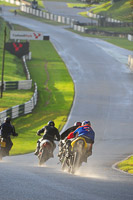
[0,90,33,112]
[89,0,133,22]
[116,156,133,174]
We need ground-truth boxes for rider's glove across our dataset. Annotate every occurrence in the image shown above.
[37,131,41,136]
[13,132,18,136]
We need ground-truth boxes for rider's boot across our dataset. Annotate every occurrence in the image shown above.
[34,143,40,155]
[83,150,92,163]
[34,148,39,155]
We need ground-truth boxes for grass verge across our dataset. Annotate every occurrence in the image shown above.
[0,1,17,6]
[0,90,33,112]
[117,156,133,174]
[67,3,90,8]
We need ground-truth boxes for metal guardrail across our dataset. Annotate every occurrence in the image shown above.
[128,55,133,71]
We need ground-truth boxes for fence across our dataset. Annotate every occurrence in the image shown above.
[20,5,77,27]
[0,53,38,124]
[87,12,122,23]
[0,79,32,90]
[87,12,133,28]
[22,54,31,80]
[0,83,37,124]
[128,55,133,71]
[128,34,133,42]
[0,54,32,91]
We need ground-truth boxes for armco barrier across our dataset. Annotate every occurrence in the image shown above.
[87,12,122,24]
[128,34,133,41]
[22,54,31,80]
[0,83,38,124]
[128,55,133,71]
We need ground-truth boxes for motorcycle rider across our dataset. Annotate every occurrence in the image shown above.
[58,122,82,158]
[60,121,82,140]
[34,120,60,156]
[0,117,18,156]
[73,120,95,162]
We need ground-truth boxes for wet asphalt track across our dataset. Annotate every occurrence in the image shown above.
[43,1,96,23]
[0,4,133,200]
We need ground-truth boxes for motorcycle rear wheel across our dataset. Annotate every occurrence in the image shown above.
[61,157,68,171]
[70,152,81,174]
[0,151,2,161]
[39,149,48,165]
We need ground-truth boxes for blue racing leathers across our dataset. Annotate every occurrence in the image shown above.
[73,125,95,144]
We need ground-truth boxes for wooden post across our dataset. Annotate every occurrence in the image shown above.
[1,27,6,98]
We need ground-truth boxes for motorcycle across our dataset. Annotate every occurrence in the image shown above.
[59,137,91,174]
[0,130,18,161]
[38,139,55,165]
[0,137,8,160]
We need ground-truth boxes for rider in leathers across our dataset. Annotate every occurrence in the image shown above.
[60,122,82,140]
[58,122,82,158]
[0,117,18,155]
[73,120,95,161]
[34,121,60,155]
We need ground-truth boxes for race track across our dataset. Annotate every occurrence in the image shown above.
[0,5,133,200]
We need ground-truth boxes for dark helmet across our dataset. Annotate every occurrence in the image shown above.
[82,120,91,126]
[48,120,55,127]
[4,116,11,123]
[74,122,82,127]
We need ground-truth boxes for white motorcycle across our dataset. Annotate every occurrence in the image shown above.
[38,139,55,165]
